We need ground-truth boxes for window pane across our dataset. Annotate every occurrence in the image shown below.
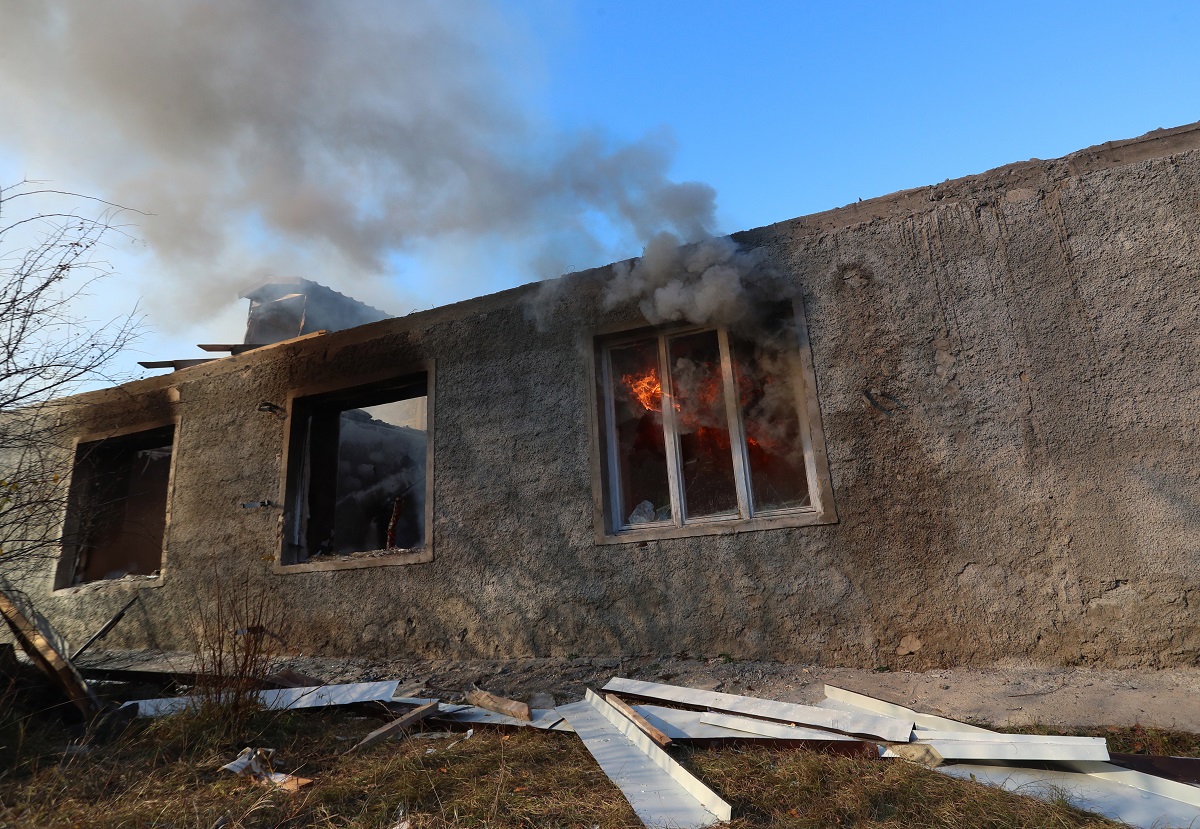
[668,331,738,518]
[332,397,427,553]
[608,340,672,525]
[732,335,810,512]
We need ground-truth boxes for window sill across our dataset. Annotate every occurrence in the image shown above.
[53,572,165,595]
[594,505,837,545]
[273,547,433,574]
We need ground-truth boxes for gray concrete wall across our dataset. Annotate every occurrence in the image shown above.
[9,124,1200,669]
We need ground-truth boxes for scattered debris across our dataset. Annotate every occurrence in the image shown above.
[69,595,140,661]
[220,747,312,792]
[126,680,403,717]
[433,703,571,732]
[343,700,439,755]
[466,684,532,722]
[605,692,672,748]
[560,690,731,828]
[602,676,914,742]
[102,668,1200,829]
[823,684,1200,829]
[0,575,101,717]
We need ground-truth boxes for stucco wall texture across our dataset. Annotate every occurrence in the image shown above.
[17,124,1200,669]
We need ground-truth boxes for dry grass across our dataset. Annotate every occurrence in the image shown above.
[0,704,1133,829]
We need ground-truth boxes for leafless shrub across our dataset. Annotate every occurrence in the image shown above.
[0,181,142,573]
[185,571,291,737]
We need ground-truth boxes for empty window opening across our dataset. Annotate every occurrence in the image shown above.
[284,374,428,564]
[597,307,822,536]
[60,425,174,586]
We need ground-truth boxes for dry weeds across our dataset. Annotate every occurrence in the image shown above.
[0,703,1144,829]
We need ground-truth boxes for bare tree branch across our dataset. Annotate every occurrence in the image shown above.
[0,182,143,571]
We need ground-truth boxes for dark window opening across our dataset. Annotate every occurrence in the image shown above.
[284,373,428,564]
[59,425,174,586]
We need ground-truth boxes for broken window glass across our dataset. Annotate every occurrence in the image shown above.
[61,425,174,585]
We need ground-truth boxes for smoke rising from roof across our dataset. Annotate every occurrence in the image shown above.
[602,232,791,330]
[0,1,716,316]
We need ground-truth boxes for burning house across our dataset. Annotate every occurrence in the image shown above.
[3,123,1200,668]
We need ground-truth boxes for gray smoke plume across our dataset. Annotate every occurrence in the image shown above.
[0,1,716,316]
[602,232,790,329]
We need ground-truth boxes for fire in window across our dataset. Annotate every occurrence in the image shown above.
[283,373,428,564]
[595,308,830,536]
[59,425,174,586]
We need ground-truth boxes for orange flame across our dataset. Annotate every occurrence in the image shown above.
[622,368,666,412]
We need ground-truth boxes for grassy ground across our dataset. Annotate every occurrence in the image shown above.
[4,696,1173,829]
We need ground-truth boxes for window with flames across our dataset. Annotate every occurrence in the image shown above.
[595,309,829,536]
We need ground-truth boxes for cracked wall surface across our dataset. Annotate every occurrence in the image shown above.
[5,123,1200,669]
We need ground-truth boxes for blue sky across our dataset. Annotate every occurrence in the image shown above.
[1,1,1197,381]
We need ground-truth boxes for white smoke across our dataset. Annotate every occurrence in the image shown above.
[0,1,716,316]
[602,232,783,328]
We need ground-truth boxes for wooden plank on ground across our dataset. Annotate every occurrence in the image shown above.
[0,578,100,717]
[606,692,672,747]
[466,685,532,721]
[603,677,912,742]
[344,700,439,754]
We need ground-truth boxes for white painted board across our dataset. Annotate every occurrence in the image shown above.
[126,681,401,717]
[699,711,859,742]
[559,698,727,829]
[603,677,912,742]
[585,689,732,822]
[633,705,756,741]
[883,738,1109,762]
[939,763,1200,829]
[821,685,993,734]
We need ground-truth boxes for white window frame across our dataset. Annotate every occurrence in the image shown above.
[588,302,836,543]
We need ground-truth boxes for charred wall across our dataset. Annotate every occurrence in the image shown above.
[10,125,1200,669]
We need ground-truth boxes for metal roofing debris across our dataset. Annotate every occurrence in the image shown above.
[559,691,730,828]
[939,763,1200,829]
[433,704,573,732]
[820,683,1200,829]
[699,711,862,742]
[820,684,996,733]
[882,735,1111,763]
[603,676,915,742]
[126,681,403,717]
